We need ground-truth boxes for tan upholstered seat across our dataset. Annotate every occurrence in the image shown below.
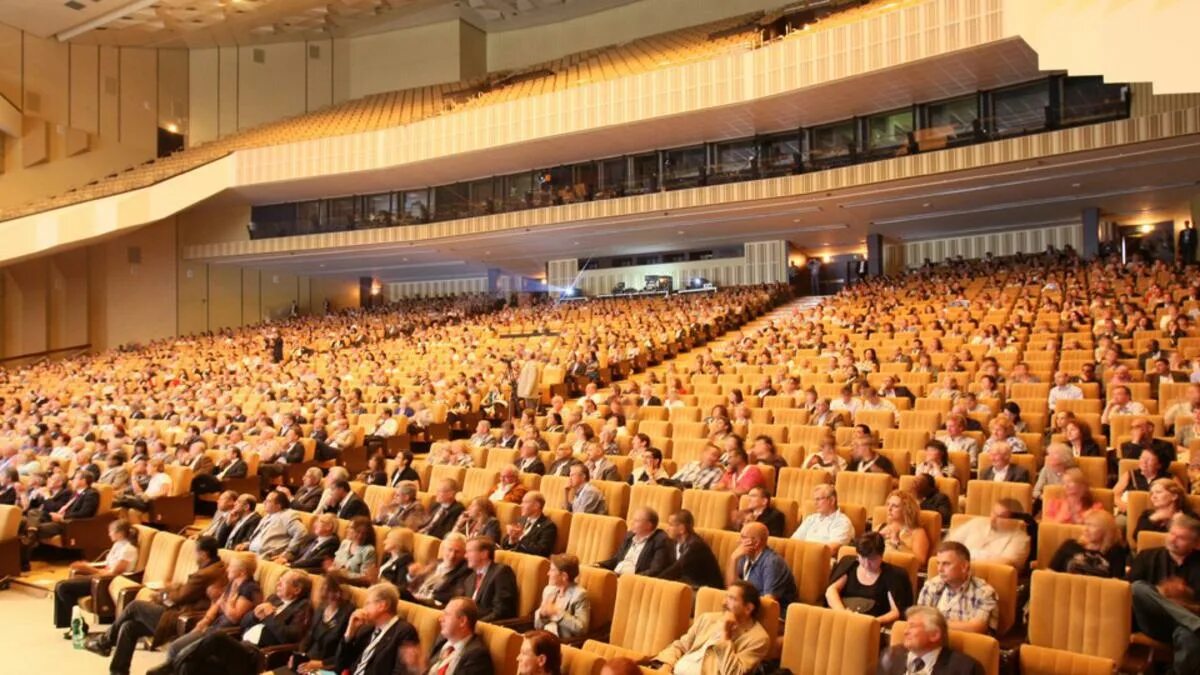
[695,585,781,655]
[543,507,572,554]
[540,475,570,510]
[255,559,290,596]
[1035,522,1085,571]
[1018,644,1116,675]
[398,599,445,655]
[767,536,830,606]
[461,468,501,500]
[965,480,1032,516]
[834,471,892,511]
[1028,570,1131,662]
[680,490,736,530]
[566,513,626,564]
[561,645,604,675]
[495,550,550,618]
[591,480,630,518]
[780,603,881,675]
[427,465,466,492]
[363,485,395,518]
[476,622,522,675]
[627,484,682,528]
[696,527,741,571]
[776,468,834,502]
[891,621,1000,675]
[600,574,694,658]
[411,532,442,565]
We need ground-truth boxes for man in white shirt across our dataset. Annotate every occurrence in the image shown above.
[791,484,854,554]
[937,414,980,460]
[944,499,1030,568]
[1046,371,1083,413]
[1101,385,1148,425]
[829,386,860,416]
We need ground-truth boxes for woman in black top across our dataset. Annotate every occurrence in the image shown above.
[911,473,952,528]
[357,453,388,486]
[392,450,420,484]
[290,578,353,672]
[1049,509,1128,578]
[1132,478,1195,542]
[825,532,912,626]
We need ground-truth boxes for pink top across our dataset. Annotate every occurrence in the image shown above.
[1043,497,1104,524]
[721,465,765,492]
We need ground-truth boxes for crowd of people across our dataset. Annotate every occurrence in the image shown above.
[4,250,1200,674]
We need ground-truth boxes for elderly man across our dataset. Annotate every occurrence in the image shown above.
[879,606,985,675]
[937,414,980,460]
[597,507,672,577]
[421,478,466,538]
[408,533,472,608]
[651,581,771,675]
[502,490,557,557]
[195,489,238,541]
[565,464,608,515]
[376,481,427,529]
[791,484,854,553]
[406,597,494,675]
[583,442,621,482]
[979,441,1031,483]
[488,465,528,504]
[1101,385,1147,426]
[219,493,261,549]
[335,583,420,675]
[917,542,999,634]
[240,570,313,648]
[288,467,325,512]
[728,522,797,609]
[281,512,340,571]
[1047,370,1084,413]
[236,489,307,559]
[514,439,546,475]
[1121,416,1177,467]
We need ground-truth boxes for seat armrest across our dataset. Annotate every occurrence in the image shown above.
[88,575,119,619]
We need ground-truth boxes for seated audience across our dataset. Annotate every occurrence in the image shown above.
[533,554,590,639]
[671,443,725,490]
[1033,442,1076,503]
[489,465,529,504]
[792,484,854,552]
[159,555,262,669]
[597,507,671,577]
[238,489,306,559]
[280,512,340,571]
[565,465,608,515]
[502,491,557,557]
[979,441,1031,483]
[334,583,420,675]
[407,533,471,608]
[915,440,956,480]
[421,478,466,538]
[376,481,427,529]
[650,581,770,675]
[454,536,519,623]
[403,597,493,674]
[877,490,930,565]
[329,515,377,585]
[454,496,503,542]
[376,528,415,587]
[1129,514,1200,675]
[729,522,797,609]
[910,473,952,528]
[801,436,846,476]
[826,532,913,627]
[662,509,724,590]
[847,438,897,477]
[1043,467,1104,524]
[878,606,985,675]
[917,542,999,634]
[945,499,1031,568]
[1133,478,1196,542]
[1049,509,1128,578]
[730,485,785,537]
[517,630,562,675]
[715,447,765,495]
[287,577,351,672]
[52,520,138,631]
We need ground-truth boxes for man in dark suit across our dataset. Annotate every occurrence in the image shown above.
[324,479,370,520]
[597,507,672,577]
[86,536,227,675]
[412,597,494,675]
[515,441,546,475]
[661,510,724,589]
[455,537,519,623]
[239,569,313,649]
[334,583,420,675]
[502,491,557,557]
[289,467,325,513]
[879,606,984,675]
[978,443,1031,483]
[221,494,262,550]
[36,469,101,540]
[1147,357,1189,398]
[421,478,466,539]
[283,512,341,572]
[1120,417,1178,466]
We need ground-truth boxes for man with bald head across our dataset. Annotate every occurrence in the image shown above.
[728,522,797,608]
[596,507,672,577]
[240,569,314,648]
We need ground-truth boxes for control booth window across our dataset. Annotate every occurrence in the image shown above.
[1061,76,1129,126]
[991,81,1050,138]
[809,120,856,169]
[712,138,758,184]
[864,108,914,158]
[759,133,801,177]
[925,95,979,149]
[662,145,707,190]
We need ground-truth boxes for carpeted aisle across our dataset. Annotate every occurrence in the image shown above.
[0,584,167,675]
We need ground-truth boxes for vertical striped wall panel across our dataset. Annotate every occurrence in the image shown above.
[889,222,1082,269]
[386,277,487,299]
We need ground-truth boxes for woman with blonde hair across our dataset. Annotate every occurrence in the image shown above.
[1048,509,1128,578]
[1043,468,1104,524]
[876,490,930,564]
[1132,477,1195,541]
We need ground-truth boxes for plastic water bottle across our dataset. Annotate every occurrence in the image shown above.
[71,606,85,649]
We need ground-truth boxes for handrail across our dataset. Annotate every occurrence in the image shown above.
[0,343,91,364]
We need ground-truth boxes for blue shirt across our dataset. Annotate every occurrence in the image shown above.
[735,547,797,608]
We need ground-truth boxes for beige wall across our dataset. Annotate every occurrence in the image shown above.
[0,27,179,208]
[460,21,488,82]
[486,0,780,72]
[237,42,308,131]
[333,20,462,103]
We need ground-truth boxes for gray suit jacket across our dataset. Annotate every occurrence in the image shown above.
[533,583,590,639]
[248,509,307,558]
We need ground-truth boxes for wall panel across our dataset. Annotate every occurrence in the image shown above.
[158,49,189,136]
[217,47,239,137]
[305,39,333,112]
[238,42,306,130]
[177,259,208,337]
[48,248,89,350]
[189,48,219,146]
[69,44,100,135]
[119,48,157,151]
[892,223,1083,269]
[241,267,261,325]
[0,24,21,109]
[208,264,243,330]
[387,277,487,299]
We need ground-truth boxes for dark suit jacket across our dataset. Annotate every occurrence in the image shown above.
[218,459,248,479]
[430,634,494,675]
[423,501,465,539]
[455,563,519,622]
[755,507,786,538]
[515,456,546,475]
[223,512,262,549]
[291,535,341,571]
[298,603,351,666]
[430,561,474,608]
[879,646,983,675]
[0,484,17,505]
[334,617,419,675]
[377,551,414,587]
[1120,439,1178,466]
[189,455,216,476]
[291,485,323,513]
[501,515,557,557]
[660,534,724,589]
[547,458,580,477]
[283,442,306,464]
[979,465,1031,483]
[389,465,421,487]
[330,494,370,520]
[239,594,312,648]
[64,487,100,519]
[597,529,672,577]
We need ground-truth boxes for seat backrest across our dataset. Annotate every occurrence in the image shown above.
[95,482,114,514]
[627,484,681,528]
[565,512,627,565]
[495,550,550,618]
[561,645,604,675]
[781,603,880,675]
[476,622,522,675]
[0,505,22,540]
[461,467,500,501]
[1035,521,1086,571]
[164,465,194,495]
[397,599,445,655]
[577,565,618,633]
[609,574,694,656]
[427,465,466,492]
[142,531,185,586]
[591,480,630,518]
[411,532,442,565]
[768,536,831,606]
[834,471,892,511]
[1028,570,1131,661]
[255,559,290,596]
[890,622,1000,675]
[680,490,736,530]
[965,480,1032,516]
[540,475,570,511]
[486,448,519,470]
[776,468,833,502]
[543,507,571,554]
[363,485,395,518]
[171,538,199,584]
[132,525,158,572]
[1018,644,1115,675]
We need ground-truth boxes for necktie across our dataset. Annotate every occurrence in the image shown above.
[436,644,455,675]
[353,627,383,675]
[474,571,484,598]
[908,657,925,675]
